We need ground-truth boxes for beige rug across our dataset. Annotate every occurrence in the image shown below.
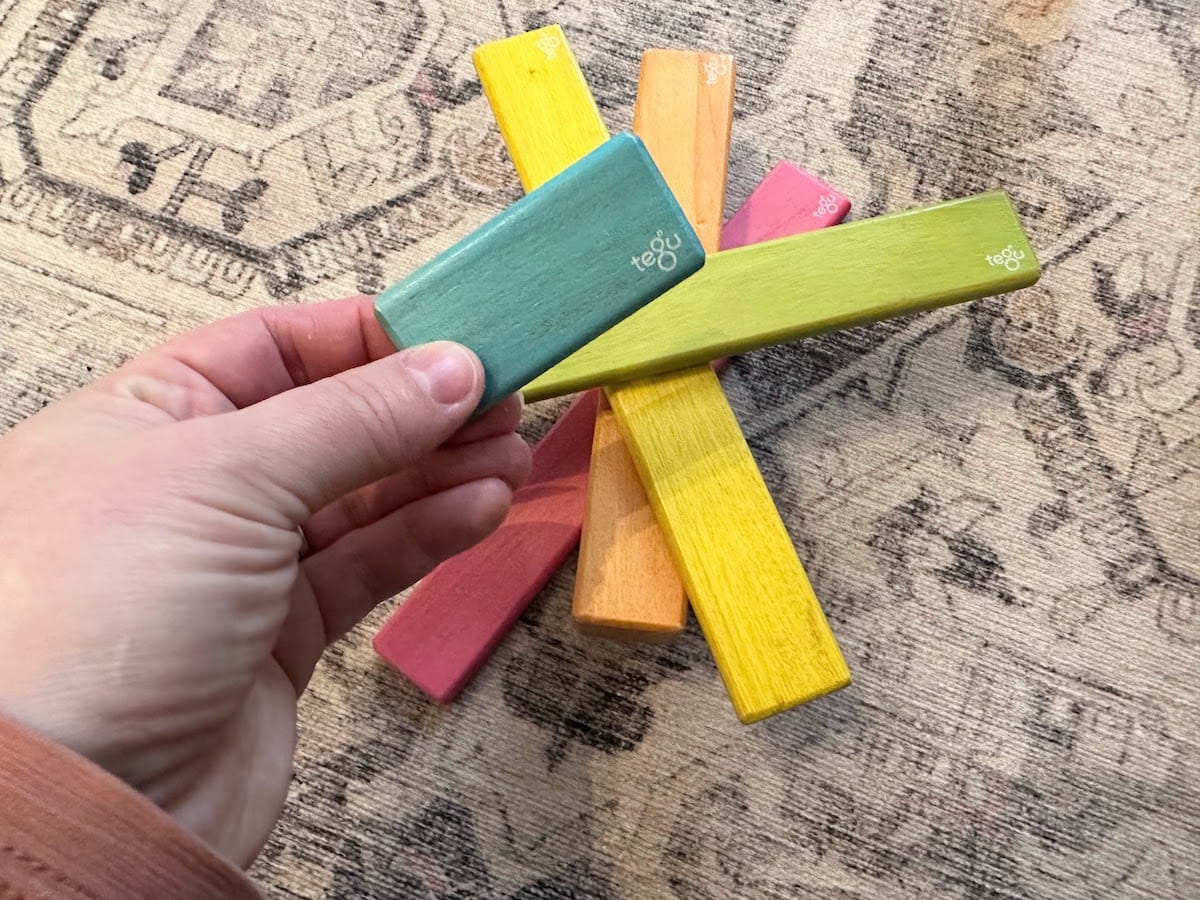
[0,0,1197,896]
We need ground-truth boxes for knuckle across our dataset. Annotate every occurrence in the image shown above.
[330,368,421,466]
[498,434,533,487]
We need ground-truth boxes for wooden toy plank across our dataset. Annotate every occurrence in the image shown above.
[573,392,684,639]
[571,72,854,643]
[472,24,607,191]
[372,391,600,702]
[573,50,735,639]
[572,50,848,719]
[721,162,850,246]
[522,190,1041,400]
[613,365,850,722]
[373,132,705,411]
[372,164,841,699]
[630,49,732,251]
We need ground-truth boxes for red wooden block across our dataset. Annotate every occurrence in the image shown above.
[372,163,850,702]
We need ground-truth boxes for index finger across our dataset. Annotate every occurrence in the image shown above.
[142,294,398,408]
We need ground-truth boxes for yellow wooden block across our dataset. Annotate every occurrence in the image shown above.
[611,367,852,723]
[473,25,608,191]
[592,50,849,718]
[474,31,850,719]
[573,51,739,643]
[574,50,735,639]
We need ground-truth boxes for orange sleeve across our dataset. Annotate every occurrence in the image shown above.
[0,714,261,899]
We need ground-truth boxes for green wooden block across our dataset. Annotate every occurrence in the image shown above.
[522,190,1040,400]
[374,132,705,411]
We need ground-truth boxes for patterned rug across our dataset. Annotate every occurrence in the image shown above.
[1,0,1197,897]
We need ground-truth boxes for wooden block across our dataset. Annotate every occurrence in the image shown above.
[630,49,734,250]
[522,190,1041,400]
[574,49,735,639]
[371,164,844,699]
[611,366,850,723]
[473,24,607,191]
[569,49,848,720]
[371,392,600,702]
[374,132,705,410]
[573,392,687,639]
[720,162,850,248]
[575,146,854,641]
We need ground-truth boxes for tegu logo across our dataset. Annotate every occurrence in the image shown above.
[630,230,682,272]
[812,194,840,217]
[703,57,731,85]
[986,245,1026,271]
[536,34,560,60]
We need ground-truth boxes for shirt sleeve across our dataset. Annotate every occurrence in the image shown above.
[0,714,262,899]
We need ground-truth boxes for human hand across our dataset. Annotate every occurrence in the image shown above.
[0,295,531,867]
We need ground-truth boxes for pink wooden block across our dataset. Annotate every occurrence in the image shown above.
[372,163,850,703]
[373,390,599,702]
[721,162,850,251]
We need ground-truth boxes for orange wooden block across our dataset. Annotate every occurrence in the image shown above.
[573,394,685,640]
[631,49,732,250]
[573,50,733,639]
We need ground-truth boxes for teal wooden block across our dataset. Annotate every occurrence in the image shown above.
[374,132,705,411]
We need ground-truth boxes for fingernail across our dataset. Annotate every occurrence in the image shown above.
[405,342,478,405]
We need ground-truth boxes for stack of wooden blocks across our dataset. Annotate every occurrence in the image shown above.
[371,25,1041,724]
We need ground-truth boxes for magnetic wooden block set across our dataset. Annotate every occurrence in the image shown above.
[372,24,1042,723]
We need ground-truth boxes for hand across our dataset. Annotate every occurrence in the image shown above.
[0,295,531,867]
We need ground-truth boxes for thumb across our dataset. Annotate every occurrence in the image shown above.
[218,341,484,516]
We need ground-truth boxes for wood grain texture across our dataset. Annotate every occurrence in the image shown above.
[472,24,607,192]
[371,390,600,702]
[574,155,855,640]
[710,161,851,373]
[612,366,850,723]
[373,132,704,410]
[573,50,734,639]
[633,49,733,249]
[371,165,842,699]
[522,190,1042,400]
